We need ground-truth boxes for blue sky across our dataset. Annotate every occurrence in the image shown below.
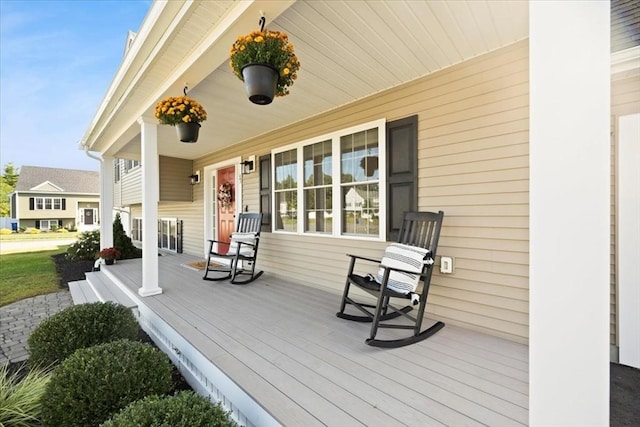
[0,0,151,173]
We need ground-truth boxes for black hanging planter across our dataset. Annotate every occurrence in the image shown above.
[176,122,201,143]
[241,63,278,105]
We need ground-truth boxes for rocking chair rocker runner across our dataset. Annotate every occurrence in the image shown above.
[336,211,445,348]
[203,212,263,284]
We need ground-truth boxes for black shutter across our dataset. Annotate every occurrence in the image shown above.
[259,154,272,232]
[35,220,40,229]
[386,115,418,241]
[177,220,183,253]
[58,220,63,227]
[61,199,66,210]
[29,197,34,210]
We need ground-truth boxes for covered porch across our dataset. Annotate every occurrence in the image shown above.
[94,254,528,426]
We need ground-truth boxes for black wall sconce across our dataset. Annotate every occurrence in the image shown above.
[242,155,255,175]
[189,171,200,185]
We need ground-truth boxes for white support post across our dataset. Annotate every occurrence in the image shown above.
[137,116,162,297]
[529,2,610,425]
[100,155,114,249]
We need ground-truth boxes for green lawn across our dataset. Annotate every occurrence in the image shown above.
[0,249,64,307]
[0,232,78,241]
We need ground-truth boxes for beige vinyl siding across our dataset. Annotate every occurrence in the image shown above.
[121,167,142,206]
[158,201,204,254]
[182,40,530,342]
[159,156,193,202]
[610,73,640,348]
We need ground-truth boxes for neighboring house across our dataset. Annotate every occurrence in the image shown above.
[79,1,639,424]
[10,166,100,232]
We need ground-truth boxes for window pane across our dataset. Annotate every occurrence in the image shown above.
[36,198,43,209]
[304,187,332,233]
[275,190,297,231]
[341,128,379,183]
[169,221,176,250]
[303,140,332,233]
[44,198,52,209]
[275,149,297,190]
[341,183,380,236]
[53,199,61,209]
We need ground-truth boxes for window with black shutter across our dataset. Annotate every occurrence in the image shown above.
[29,197,34,210]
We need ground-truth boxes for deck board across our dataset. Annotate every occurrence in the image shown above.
[104,256,529,427]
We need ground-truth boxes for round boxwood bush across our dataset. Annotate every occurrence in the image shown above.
[28,301,139,368]
[101,391,237,427]
[41,339,173,427]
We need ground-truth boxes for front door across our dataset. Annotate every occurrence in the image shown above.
[217,166,236,247]
[83,209,94,225]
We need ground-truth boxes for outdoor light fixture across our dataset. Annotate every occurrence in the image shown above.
[189,171,200,185]
[242,156,255,174]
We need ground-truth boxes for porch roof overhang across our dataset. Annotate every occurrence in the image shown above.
[80,0,529,161]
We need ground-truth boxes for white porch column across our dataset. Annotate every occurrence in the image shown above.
[530,2,610,426]
[100,155,114,249]
[137,116,162,297]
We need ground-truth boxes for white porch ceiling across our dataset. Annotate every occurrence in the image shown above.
[83,0,528,161]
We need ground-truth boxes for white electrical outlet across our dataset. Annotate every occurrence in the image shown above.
[440,256,453,274]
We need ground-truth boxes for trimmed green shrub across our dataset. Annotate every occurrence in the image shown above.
[28,301,138,368]
[0,228,12,235]
[101,391,237,427]
[26,228,40,234]
[66,229,100,260]
[55,227,69,233]
[113,213,142,259]
[41,340,173,427]
[0,362,52,427]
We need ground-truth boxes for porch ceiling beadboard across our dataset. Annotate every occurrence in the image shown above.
[82,0,528,161]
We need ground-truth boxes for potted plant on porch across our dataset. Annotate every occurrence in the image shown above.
[154,94,207,142]
[229,22,300,105]
[97,247,121,265]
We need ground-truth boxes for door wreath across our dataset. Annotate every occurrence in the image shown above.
[217,182,233,208]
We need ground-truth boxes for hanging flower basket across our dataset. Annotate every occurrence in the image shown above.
[217,182,233,208]
[154,94,207,142]
[229,24,300,105]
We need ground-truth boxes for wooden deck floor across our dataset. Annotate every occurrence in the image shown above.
[104,254,529,427]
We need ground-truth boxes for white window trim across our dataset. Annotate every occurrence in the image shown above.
[39,219,59,230]
[271,118,386,240]
[158,217,178,252]
[34,197,63,210]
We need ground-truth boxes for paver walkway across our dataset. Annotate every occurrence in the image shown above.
[0,290,73,364]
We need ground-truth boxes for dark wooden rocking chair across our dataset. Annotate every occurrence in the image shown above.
[203,212,264,284]
[336,211,445,348]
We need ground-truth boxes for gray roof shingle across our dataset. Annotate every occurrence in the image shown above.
[15,166,99,194]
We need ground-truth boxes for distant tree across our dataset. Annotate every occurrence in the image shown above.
[2,163,19,187]
[0,163,19,217]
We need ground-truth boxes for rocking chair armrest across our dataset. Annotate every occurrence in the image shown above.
[235,239,258,249]
[346,254,382,264]
[378,263,432,279]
